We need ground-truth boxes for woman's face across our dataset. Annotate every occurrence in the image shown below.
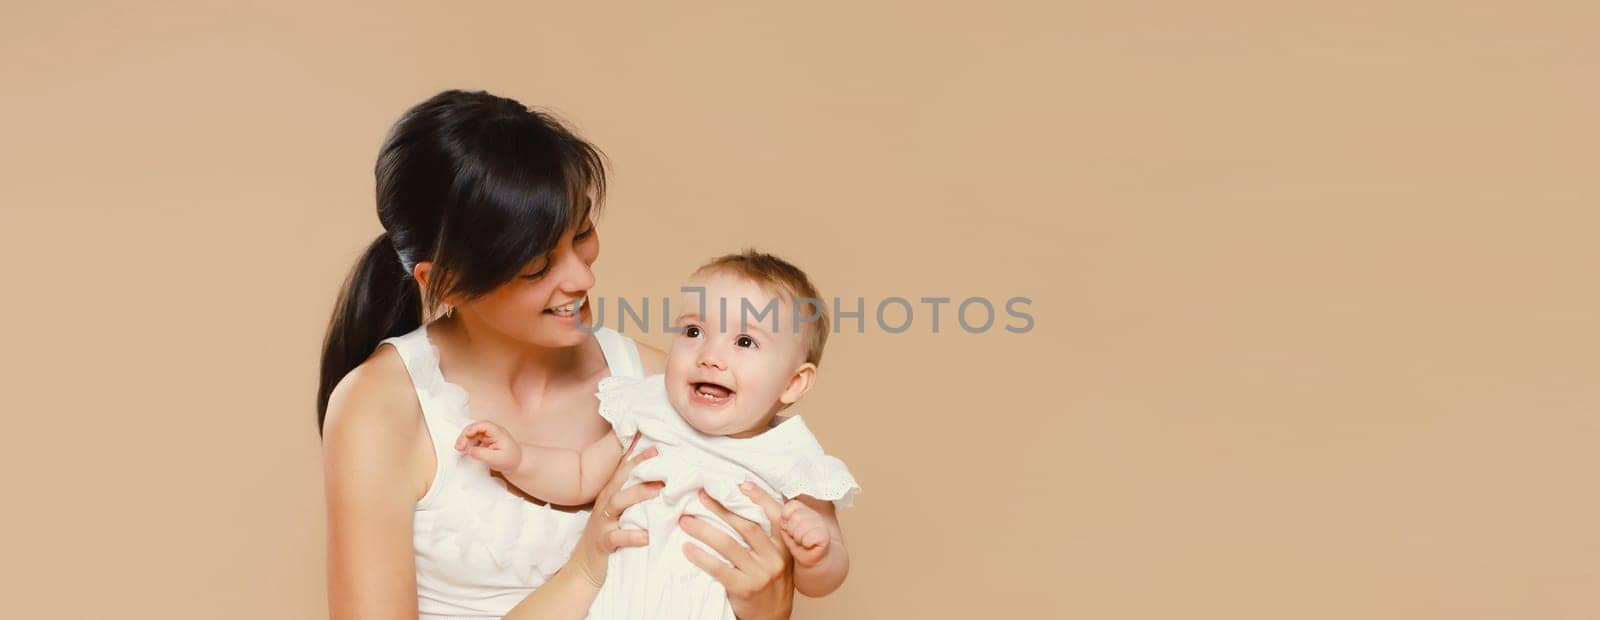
[459,216,600,349]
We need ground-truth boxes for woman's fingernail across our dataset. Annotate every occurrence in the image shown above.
[740,481,754,492]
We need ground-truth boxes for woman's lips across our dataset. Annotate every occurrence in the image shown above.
[542,296,589,325]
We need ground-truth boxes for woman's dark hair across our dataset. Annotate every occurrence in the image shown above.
[317,89,607,431]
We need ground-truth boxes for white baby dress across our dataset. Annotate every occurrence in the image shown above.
[586,374,860,620]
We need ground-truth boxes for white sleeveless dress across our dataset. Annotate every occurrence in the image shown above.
[380,323,645,619]
[586,374,861,620]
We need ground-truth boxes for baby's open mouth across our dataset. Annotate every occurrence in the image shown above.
[691,381,734,407]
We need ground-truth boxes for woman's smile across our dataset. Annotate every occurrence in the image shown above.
[542,296,589,325]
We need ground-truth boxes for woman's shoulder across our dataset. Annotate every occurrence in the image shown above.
[322,346,430,474]
[322,345,435,500]
[321,345,435,533]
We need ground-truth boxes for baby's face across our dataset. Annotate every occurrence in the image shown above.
[666,271,815,438]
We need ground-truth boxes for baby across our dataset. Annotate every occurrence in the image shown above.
[454,250,859,618]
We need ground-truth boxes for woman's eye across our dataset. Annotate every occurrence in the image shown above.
[520,266,549,280]
[736,335,757,349]
[683,326,701,338]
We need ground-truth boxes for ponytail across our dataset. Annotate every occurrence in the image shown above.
[317,232,420,431]
[317,89,610,432]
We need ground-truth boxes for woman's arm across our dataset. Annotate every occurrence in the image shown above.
[680,485,798,620]
[502,341,672,617]
[322,351,433,619]
[502,441,663,620]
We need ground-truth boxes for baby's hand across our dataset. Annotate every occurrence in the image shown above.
[780,499,831,567]
[454,421,522,473]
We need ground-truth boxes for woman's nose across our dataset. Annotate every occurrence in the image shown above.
[551,249,596,293]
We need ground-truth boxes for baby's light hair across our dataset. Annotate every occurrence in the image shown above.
[692,249,829,366]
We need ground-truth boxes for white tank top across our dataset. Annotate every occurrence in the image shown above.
[380,323,644,619]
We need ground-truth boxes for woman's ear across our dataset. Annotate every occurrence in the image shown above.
[412,261,462,315]
[779,362,818,406]
[412,261,434,290]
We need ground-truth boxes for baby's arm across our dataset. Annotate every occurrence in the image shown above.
[455,421,624,506]
[782,496,850,597]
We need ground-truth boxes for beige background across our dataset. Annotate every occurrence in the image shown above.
[3,1,1597,618]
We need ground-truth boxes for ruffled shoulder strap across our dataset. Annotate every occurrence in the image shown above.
[761,417,862,510]
[376,324,472,428]
[778,453,861,510]
[594,374,665,446]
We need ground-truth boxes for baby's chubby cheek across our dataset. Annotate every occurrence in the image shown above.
[662,362,694,411]
[665,384,693,422]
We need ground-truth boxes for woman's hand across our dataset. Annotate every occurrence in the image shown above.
[679,483,796,620]
[573,437,662,588]
[501,437,661,619]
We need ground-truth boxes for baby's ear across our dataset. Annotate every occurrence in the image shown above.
[778,362,817,406]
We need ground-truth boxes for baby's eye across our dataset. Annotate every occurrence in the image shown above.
[735,335,757,349]
[682,325,702,338]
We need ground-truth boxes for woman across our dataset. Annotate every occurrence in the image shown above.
[318,90,796,619]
